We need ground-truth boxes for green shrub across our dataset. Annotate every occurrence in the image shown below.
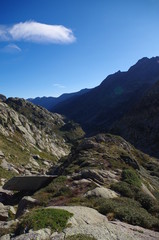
[135,192,156,211]
[111,182,134,198]
[97,197,159,229]
[66,234,97,240]
[18,208,73,233]
[122,168,141,188]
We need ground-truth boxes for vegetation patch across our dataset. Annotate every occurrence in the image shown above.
[66,234,97,240]
[34,176,68,205]
[97,197,159,230]
[111,181,135,198]
[18,208,73,233]
[121,168,141,188]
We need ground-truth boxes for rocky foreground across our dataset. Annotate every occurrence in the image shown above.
[1,206,159,240]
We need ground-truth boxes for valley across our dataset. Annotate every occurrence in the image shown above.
[1,57,159,239]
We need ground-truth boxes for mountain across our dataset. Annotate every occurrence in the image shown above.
[111,79,159,158]
[28,88,90,111]
[52,57,159,134]
[0,97,84,178]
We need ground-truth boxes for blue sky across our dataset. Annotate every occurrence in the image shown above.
[0,0,159,98]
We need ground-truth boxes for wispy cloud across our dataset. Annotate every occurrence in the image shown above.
[0,21,76,44]
[53,83,66,89]
[1,43,22,53]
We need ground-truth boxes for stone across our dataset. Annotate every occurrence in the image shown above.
[3,175,57,191]
[84,187,119,199]
[73,179,91,185]
[29,157,40,167]
[0,234,11,240]
[9,206,16,215]
[0,202,8,221]
[80,169,105,184]
[0,150,5,158]
[43,161,50,166]
[16,196,38,218]
[1,159,12,171]
[12,228,51,240]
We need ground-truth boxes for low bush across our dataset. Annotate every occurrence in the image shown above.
[135,191,156,211]
[121,168,141,188]
[17,208,73,233]
[33,176,68,205]
[111,182,134,198]
[97,197,159,229]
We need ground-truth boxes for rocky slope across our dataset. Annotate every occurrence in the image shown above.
[0,97,84,178]
[52,57,159,134]
[1,134,159,239]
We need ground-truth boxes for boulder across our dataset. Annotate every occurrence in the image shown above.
[3,175,57,191]
[84,187,119,199]
[16,196,38,218]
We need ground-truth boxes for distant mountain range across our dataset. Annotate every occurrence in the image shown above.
[28,88,90,111]
[52,57,159,135]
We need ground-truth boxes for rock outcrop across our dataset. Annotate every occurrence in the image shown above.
[0,97,84,178]
[48,206,159,240]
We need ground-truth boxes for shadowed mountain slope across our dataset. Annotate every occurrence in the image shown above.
[111,79,159,158]
[28,88,90,111]
[52,57,159,134]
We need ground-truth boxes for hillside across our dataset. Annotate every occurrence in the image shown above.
[28,88,90,111]
[0,97,84,179]
[52,57,159,134]
[1,134,159,239]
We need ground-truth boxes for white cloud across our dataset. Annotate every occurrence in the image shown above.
[1,44,22,53]
[53,83,66,88]
[0,21,76,44]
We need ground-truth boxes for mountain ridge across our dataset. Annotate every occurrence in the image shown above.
[28,88,90,111]
[52,56,159,134]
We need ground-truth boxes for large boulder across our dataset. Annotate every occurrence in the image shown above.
[16,196,38,218]
[3,176,57,191]
[84,187,119,199]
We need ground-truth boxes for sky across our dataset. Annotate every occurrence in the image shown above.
[0,0,159,98]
